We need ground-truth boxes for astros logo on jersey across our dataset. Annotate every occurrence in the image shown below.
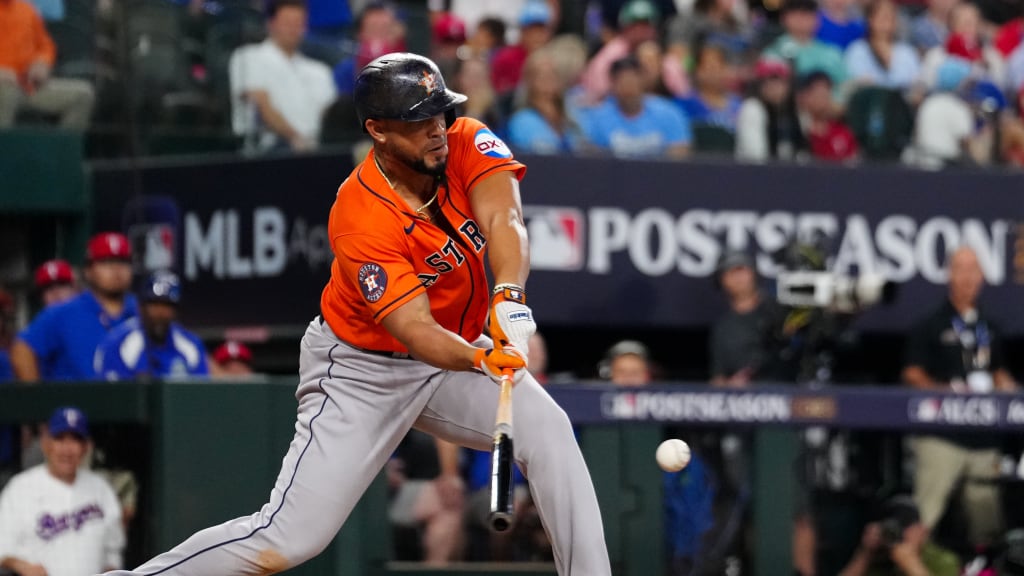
[418,70,438,94]
[358,263,388,303]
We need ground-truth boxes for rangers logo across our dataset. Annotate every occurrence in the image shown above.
[474,128,512,159]
[358,263,388,303]
[418,71,438,94]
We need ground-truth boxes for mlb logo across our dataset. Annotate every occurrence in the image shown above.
[524,206,585,271]
[129,224,176,272]
[909,397,940,422]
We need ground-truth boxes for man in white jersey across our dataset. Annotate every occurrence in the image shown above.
[0,407,124,576]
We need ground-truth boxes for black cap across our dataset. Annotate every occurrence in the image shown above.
[782,0,818,13]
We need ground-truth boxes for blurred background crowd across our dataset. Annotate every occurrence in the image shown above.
[3,0,1024,574]
[3,0,1024,166]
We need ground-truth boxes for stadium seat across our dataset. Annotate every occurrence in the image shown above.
[846,87,915,162]
[692,124,737,155]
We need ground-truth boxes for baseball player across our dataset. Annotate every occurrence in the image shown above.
[0,407,125,576]
[34,259,79,308]
[95,271,209,381]
[11,232,137,381]
[103,53,610,575]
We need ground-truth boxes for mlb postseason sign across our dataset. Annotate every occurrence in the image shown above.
[92,152,1024,334]
[91,153,352,332]
[519,155,1024,333]
[549,385,1024,431]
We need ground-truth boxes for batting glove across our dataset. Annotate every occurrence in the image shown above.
[473,346,527,384]
[488,283,536,356]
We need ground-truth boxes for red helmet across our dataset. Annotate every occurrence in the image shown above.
[87,232,131,262]
[214,341,253,365]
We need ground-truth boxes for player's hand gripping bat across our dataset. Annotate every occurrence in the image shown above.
[488,368,515,532]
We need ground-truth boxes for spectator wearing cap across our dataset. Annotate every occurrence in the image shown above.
[0,407,125,576]
[430,12,467,83]
[838,496,959,576]
[578,55,692,158]
[95,271,208,381]
[736,56,803,161]
[795,70,860,162]
[601,340,652,386]
[490,1,555,97]
[764,0,847,90]
[11,232,137,382]
[34,259,78,309]
[709,251,782,386]
[229,0,337,153]
[212,341,254,376]
[843,0,922,92]
[581,0,689,103]
[333,2,407,96]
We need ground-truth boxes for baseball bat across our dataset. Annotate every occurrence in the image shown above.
[488,368,515,532]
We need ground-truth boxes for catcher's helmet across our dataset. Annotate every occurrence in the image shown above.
[354,52,467,132]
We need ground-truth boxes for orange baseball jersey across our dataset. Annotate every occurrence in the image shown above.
[321,117,526,353]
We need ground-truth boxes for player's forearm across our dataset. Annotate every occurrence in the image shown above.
[10,340,41,382]
[390,318,478,372]
[485,211,529,289]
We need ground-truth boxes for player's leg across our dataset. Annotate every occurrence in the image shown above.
[104,320,439,575]
[414,368,612,576]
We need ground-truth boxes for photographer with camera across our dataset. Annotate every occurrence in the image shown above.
[903,247,1018,550]
[839,496,960,576]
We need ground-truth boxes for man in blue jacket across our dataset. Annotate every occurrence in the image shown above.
[95,270,208,381]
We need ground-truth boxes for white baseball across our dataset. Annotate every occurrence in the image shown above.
[655,439,691,472]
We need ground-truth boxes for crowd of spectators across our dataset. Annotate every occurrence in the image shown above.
[2,0,1024,167]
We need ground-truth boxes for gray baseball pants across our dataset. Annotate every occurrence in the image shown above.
[102,317,611,575]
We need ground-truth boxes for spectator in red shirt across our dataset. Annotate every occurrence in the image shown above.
[0,0,94,128]
[796,70,859,162]
[491,1,554,96]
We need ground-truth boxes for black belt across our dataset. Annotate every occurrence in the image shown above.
[317,315,412,359]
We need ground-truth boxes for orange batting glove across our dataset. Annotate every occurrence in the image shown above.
[488,283,536,354]
[473,346,527,384]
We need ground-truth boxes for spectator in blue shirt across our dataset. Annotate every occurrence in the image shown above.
[816,0,865,50]
[579,56,692,159]
[675,41,743,132]
[95,271,208,381]
[507,48,588,155]
[843,0,922,92]
[10,232,137,382]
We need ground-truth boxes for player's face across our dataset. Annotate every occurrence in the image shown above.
[142,301,177,343]
[381,114,449,176]
[43,432,88,483]
[43,284,78,307]
[610,354,651,387]
[86,260,132,297]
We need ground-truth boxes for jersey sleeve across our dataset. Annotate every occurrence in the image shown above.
[0,480,24,560]
[448,117,526,196]
[333,231,427,323]
[100,482,125,569]
[17,307,62,364]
